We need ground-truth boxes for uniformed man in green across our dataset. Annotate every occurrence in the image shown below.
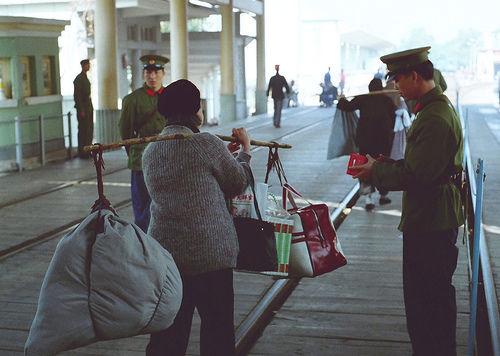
[73,59,93,158]
[119,54,168,232]
[352,47,463,356]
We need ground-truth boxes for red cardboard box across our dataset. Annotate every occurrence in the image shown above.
[346,153,368,176]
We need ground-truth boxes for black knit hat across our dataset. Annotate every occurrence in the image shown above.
[158,79,201,118]
[368,78,383,92]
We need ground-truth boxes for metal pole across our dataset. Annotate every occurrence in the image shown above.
[39,115,46,166]
[67,111,73,159]
[14,116,23,172]
[468,158,485,356]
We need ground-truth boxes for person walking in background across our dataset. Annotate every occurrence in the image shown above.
[119,54,169,232]
[143,79,251,356]
[353,46,463,356]
[288,79,299,107]
[73,59,93,159]
[324,67,332,88]
[498,73,500,106]
[266,64,290,128]
[339,68,346,95]
[374,67,385,80]
[337,78,396,210]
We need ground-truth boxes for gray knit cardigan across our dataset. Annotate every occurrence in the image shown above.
[142,125,251,275]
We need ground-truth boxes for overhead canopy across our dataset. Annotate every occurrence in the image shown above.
[160,32,254,78]
[0,0,262,19]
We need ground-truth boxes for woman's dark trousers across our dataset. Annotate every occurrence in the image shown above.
[146,269,235,356]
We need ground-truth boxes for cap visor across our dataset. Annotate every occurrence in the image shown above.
[143,65,163,70]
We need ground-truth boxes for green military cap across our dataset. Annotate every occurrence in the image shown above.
[380,46,431,81]
[140,54,170,70]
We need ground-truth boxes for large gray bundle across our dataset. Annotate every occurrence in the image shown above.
[25,209,182,355]
[326,108,359,160]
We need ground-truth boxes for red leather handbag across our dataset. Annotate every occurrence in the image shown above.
[283,183,347,277]
[264,147,347,278]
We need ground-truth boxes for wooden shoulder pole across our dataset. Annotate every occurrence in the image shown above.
[84,133,292,152]
[344,89,400,99]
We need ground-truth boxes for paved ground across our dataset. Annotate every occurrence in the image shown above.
[0,91,498,355]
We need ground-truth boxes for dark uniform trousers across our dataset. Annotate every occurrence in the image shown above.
[273,99,283,127]
[403,228,458,356]
[146,269,235,356]
[131,170,151,232]
[77,109,94,157]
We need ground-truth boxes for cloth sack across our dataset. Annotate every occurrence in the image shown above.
[282,184,347,278]
[326,108,359,160]
[25,208,183,355]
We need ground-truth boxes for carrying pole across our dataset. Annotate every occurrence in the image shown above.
[345,89,400,99]
[83,133,292,153]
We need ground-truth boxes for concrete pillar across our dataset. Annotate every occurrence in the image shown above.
[220,1,236,123]
[94,0,120,143]
[255,4,267,115]
[170,0,188,80]
[234,12,247,120]
[131,49,142,90]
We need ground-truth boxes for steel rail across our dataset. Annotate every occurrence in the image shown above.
[0,107,319,211]
[0,167,127,210]
[0,109,334,261]
[459,102,500,356]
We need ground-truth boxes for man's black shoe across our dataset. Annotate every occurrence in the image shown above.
[379,196,391,205]
[365,203,375,211]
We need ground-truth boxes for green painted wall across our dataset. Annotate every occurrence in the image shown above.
[0,36,64,157]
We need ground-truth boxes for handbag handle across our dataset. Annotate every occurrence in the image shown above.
[241,163,264,221]
[282,182,313,211]
[264,146,288,185]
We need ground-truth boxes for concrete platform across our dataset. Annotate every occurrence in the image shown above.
[0,100,498,355]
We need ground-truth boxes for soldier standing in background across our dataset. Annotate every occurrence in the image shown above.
[73,59,93,159]
[119,54,169,232]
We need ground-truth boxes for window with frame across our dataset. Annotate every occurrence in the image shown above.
[41,56,56,95]
[127,24,138,41]
[20,56,35,97]
[141,26,156,42]
[0,57,13,99]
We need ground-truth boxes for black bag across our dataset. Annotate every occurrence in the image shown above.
[234,165,277,272]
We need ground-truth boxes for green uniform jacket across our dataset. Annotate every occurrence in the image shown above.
[73,72,93,112]
[119,85,166,171]
[372,86,464,232]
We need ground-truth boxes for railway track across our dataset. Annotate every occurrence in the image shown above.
[0,107,318,211]
[0,107,333,261]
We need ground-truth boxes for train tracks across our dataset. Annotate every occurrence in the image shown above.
[0,107,318,212]
[0,107,333,261]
